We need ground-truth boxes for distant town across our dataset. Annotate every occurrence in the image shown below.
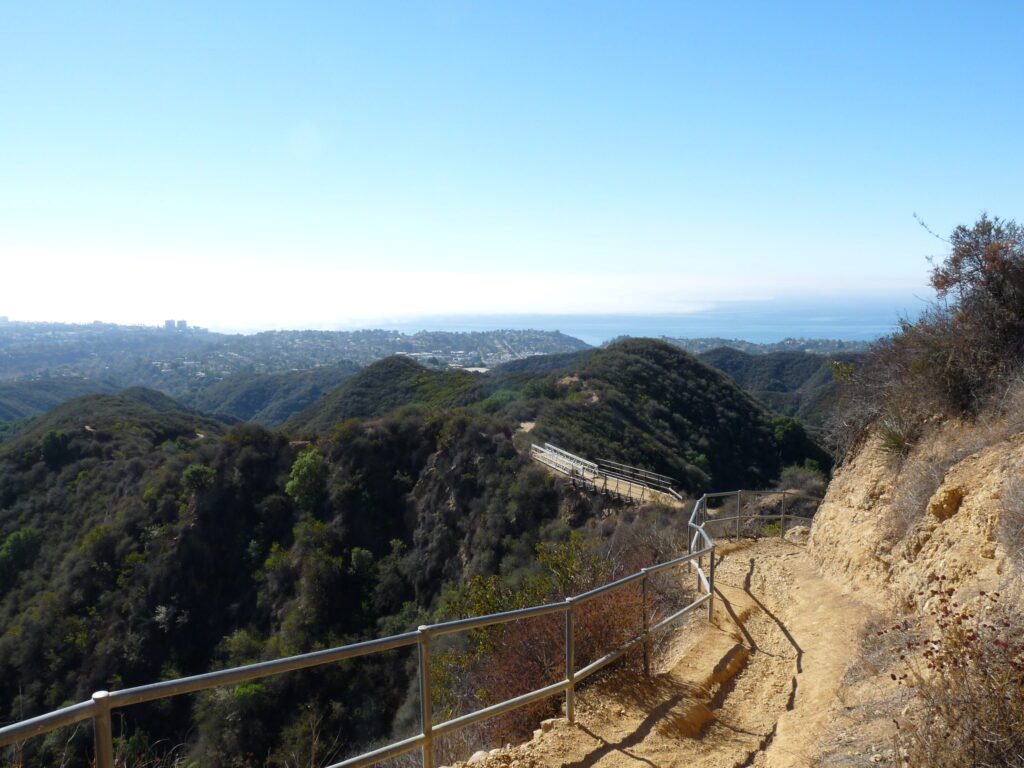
[0,319,874,396]
[0,319,591,396]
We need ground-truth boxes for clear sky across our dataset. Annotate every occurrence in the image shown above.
[2,2,1022,331]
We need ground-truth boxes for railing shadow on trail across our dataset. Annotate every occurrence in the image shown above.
[0,489,820,768]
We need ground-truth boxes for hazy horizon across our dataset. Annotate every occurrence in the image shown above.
[4,3,1018,329]
[1,294,923,346]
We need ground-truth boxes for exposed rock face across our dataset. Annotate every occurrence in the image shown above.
[810,429,1022,610]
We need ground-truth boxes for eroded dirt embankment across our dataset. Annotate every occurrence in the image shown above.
[810,430,1020,611]
[453,538,872,768]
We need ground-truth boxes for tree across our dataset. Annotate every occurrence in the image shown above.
[927,215,1024,407]
[832,215,1024,452]
[931,215,1024,308]
[932,215,1024,362]
[182,464,216,495]
[40,429,70,467]
[286,447,327,512]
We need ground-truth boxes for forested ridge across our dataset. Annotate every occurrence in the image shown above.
[186,361,362,426]
[0,339,847,441]
[697,347,862,430]
[0,339,827,766]
[290,339,830,490]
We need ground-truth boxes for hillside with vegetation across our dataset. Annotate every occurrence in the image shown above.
[0,377,120,423]
[0,337,828,766]
[286,356,480,429]
[0,324,589,435]
[664,336,871,355]
[184,361,361,426]
[697,347,859,430]
[291,339,830,492]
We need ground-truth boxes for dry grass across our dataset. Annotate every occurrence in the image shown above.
[1000,470,1024,567]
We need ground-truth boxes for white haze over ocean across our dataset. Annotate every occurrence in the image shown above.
[3,249,928,340]
[378,301,918,347]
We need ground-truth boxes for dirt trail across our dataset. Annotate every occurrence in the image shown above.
[457,539,873,768]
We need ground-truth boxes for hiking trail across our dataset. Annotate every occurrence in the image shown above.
[454,538,872,768]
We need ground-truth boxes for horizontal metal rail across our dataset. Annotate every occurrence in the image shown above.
[531,444,680,504]
[543,443,598,472]
[427,601,568,638]
[110,631,421,708]
[596,459,676,492]
[597,458,675,485]
[433,678,569,737]
[0,700,96,745]
[327,732,425,768]
[0,487,819,768]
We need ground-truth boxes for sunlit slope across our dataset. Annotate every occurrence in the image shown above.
[289,339,828,493]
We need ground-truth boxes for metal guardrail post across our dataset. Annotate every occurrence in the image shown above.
[417,628,434,768]
[707,548,716,621]
[640,570,650,677]
[564,599,575,723]
[696,549,703,592]
[780,492,786,538]
[91,691,114,768]
[735,492,741,541]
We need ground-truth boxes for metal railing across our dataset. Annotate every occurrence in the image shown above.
[530,444,681,504]
[690,489,821,546]
[530,443,600,480]
[0,488,818,768]
[596,459,676,495]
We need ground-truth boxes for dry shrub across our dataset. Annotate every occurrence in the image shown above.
[604,505,692,570]
[1000,471,1024,566]
[778,463,828,497]
[886,584,1024,768]
[430,513,695,761]
[432,581,646,761]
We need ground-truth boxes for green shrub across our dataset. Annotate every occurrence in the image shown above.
[40,429,70,467]
[0,527,40,594]
[181,463,215,494]
[778,461,827,496]
[285,447,326,511]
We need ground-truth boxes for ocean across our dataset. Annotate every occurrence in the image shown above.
[374,298,925,347]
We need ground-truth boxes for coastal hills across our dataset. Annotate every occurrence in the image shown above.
[0,320,857,440]
[0,337,827,766]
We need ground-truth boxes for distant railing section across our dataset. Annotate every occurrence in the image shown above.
[0,487,821,768]
[530,444,680,504]
[596,459,676,495]
[530,443,599,479]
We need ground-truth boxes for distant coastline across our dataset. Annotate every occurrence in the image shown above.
[2,298,927,348]
[370,299,923,347]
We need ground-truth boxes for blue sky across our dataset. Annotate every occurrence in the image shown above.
[2,2,1022,331]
